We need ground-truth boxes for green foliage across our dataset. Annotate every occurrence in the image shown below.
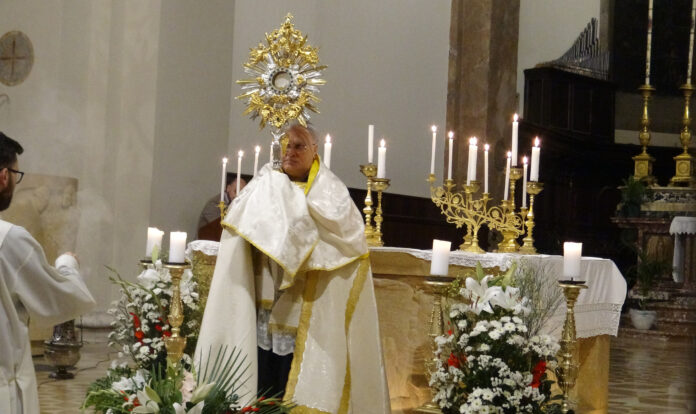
[628,250,671,309]
[618,176,648,217]
[81,366,136,414]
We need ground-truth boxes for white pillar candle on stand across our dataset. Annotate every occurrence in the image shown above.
[145,227,164,258]
[522,156,528,208]
[324,134,332,168]
[377,139,387,178]
[484,144,489,193]
[447,131,454,180]
[646,0,654,85]
[530,137,541,181]
[430,125,437,175]
[253,146,261,176]
[368,125,374,163]
[430,239,452,276]
[169,231,187,263]
[466,137,478,185]
[563,242,583,280]
[688,0,696,83]
[503,151,511,200]
[220,157,228,202]
[237,150,244,195]
[512,114,519,166]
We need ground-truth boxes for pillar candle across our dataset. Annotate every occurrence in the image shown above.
[503,151,511,200]
[220,157,228,202]
[169,231,187,263]
[646,0,654,85]
[377,139,387,178]
[530,137,541,181]
[522,156,528,208]
[145,227,163,258]
[253,146,260,176]
[368,125,374,163]
[512,114,519,166]
[447,131,454,180]
[688,0,696,83]
[467,137,478,185]
[237,150,243,194]
[324,134,332,168]
[563,242,583,280]
[430,125,437,175]
[430,239,452,276]
[484,144,489,193]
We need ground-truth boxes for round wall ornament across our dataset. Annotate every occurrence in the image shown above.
[0,31,34,87]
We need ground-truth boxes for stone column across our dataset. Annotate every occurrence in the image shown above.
[446,0,520,196]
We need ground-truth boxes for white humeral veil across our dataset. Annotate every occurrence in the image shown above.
[195,161,390,414]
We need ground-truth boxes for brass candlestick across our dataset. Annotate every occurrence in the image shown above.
[163,261,191,368]
[139,259,153,269]
[556,280,588,414]
[669,83,696,187]
[371,177,390,247]
[499,167,523,253]
[632,84,657,185]
[218,200,227,220]
[519,182,544,254]
[360,164,377,242]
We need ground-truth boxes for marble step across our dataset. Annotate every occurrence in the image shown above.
[618,326,696,339]
[620,312,696,338]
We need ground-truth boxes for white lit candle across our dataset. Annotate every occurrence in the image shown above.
[466,137,478,185]
[430,125,437,175]
[220,157,228,202]
[646,0,654,85]
[368,125,375,163]
[169,231,187,263]
[324,134,332,168]
[430,239,452,276]
[530,137,541,181]
[237,150,243,195]
[145,227,164,258]
[253,146,261,176]
[688,0,696,83]
[503,151,511,201]
[512,114,519,166]
[522,156,528,208]
[447,131,454,180]
[563,242,583,280]
[377,139,387,178]
[484,144,490,193]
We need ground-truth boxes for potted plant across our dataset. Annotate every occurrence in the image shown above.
[627,250,671,330]
[618,176,648,218]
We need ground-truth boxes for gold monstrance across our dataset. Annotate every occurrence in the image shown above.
[236,14,326,170]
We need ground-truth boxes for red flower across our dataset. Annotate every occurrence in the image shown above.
[155,324,163,332]
[447,353,460,368]
[129,312,141,328]
[447,329,453,336]
[530,360,547,388]
[163,330,172,337]
[134,330,144,340]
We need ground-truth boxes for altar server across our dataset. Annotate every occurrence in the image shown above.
[196,123,390,413]
[0,132,95,414]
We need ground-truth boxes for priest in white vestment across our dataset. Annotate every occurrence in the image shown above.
[196,124,390,413]
[0,132,96,414]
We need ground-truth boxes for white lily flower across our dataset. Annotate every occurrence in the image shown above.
[173,401,205,414]
[190,382,216,404]
[463,276,502,314]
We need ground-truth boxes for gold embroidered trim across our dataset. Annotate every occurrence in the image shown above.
[304,251,370,273]
[269,323,298,336]
[258,299,274,310]
[289,405,330,414]
[284,271,319,401]
[304,157,320,195]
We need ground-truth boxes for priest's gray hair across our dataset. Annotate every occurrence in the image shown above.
[285,121,318,145]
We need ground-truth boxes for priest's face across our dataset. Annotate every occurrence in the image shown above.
[0,161,18,212]
[282,125,317,181]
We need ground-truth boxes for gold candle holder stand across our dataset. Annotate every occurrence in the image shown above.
[555,280,588,414]
[518,182,544,254]
[669,83,696,187]
[218,200,227,220]
[139,259,153,269]
[371,177,390,247]
[498,167,524,253]
[632,84,657,185]
[360,164,377,242]
[162,261,191,368]
[415,277,454,414]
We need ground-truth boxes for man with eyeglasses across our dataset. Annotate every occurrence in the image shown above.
[197,123,390,413]
[0,132,95,414]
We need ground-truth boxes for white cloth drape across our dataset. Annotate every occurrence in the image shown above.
[670,216,696,283]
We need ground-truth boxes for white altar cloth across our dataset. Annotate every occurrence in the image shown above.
[670,216,696,283]
[370,247,627,339]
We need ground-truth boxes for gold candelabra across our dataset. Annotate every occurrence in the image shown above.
[555,280,588,414]
[632,84,657,185]
[218,200,227,220]
[669,83,696,187]
[360,164,389,246]
[519,182,544,254]
[428,171,539,254]
[163,261,191,368]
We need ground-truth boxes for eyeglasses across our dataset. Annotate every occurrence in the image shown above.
[7,168,24,184]
[286,143,310,154]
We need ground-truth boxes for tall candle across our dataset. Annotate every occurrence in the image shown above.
[503,151,511,200]
[447,131,454,180]
[484,143,489,193]
[145,227,164,258]
[377,139,387,178]
[530,137,541,181]
[688,0,696,83]
[645,0,654,85]
[430,125,437,175]
[466,137,478,185]
[169,231,187,264]
[563,242,583,280]
[522,156,528,208]
[430,239,452,276]
[324,134,332,168]
[237,150,243,195]
[220,157,228,202]
[368,125,375,163]
[253,146,260,176]
[512,114,519,166]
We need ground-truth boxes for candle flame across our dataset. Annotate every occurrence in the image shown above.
[325,134,331,143]
[448,131,454,139]
[523,156,528,164]
[255,145,261,153]
[507,151,512,158]
[469,136,478,146]
[222,157,228,164]
[380,138,386,148]
[513,113,519,122]
[534,137,540,147]
[238,150,244,157]
[484,143,490,151]
[431,125,437,132]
